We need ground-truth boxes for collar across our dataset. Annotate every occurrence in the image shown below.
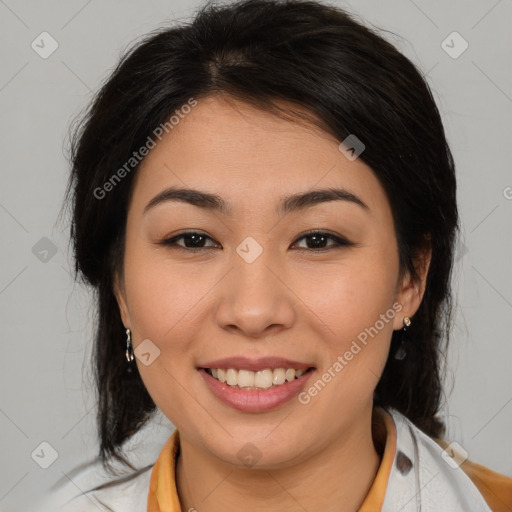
[147,428,181,511]
[381,409,492,511]
[146,408,493,511]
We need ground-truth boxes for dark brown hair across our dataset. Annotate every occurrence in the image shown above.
[64,0,458,479]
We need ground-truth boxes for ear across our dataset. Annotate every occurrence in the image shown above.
[392,239,432,331]
[113,269,131,328]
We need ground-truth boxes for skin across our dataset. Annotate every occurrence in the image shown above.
[114,94,431,512]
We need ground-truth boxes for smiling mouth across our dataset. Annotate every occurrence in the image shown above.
[203,367,315,390]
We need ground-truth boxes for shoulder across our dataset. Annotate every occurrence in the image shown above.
[37,416,175,511]
[387,408,512,512]
[435,437,512,512]
[39,459,154,512]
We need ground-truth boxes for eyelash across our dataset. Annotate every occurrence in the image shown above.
[158,229,353,253]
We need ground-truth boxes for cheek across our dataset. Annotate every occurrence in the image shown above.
[302,248,399,403]
[122,246,210,342]
[306,252,398,344]
[122,250,206,419]
[120,244,213,407]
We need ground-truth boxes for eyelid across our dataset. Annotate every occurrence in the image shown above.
[291,229,353,250]
[158,230,219,250]
[157,229,353,252]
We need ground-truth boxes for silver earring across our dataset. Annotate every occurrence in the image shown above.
[125,328,135,363]
[394,317,411,360]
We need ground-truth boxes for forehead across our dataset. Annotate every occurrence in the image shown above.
[129,95,386,216]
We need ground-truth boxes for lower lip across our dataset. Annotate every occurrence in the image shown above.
[199,368,315,413]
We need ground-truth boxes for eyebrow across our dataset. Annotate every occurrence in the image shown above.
[143,185,369,216]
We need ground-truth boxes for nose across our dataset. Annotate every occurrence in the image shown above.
[214,242,296,339]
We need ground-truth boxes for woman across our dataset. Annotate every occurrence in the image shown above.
[46,0,512,510]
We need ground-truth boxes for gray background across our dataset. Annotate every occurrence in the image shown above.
[1,0,511,510]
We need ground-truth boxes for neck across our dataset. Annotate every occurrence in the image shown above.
[176,406,381,512]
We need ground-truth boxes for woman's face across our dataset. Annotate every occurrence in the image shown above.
[115,94,427,468]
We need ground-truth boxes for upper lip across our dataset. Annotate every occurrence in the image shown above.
[198,357,315,372]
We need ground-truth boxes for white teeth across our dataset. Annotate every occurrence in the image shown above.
[285,369,296,382]
[226,368,238,386]
[254,369,273,389]
[238,370,255,388]
[273,368,286,385]
[207,367,309,389]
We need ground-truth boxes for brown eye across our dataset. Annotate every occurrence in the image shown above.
[159,231,220,252]
[292,230,353,251]
[159,229,352,253]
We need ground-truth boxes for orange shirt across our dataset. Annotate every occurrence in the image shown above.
[147,409,512,511]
